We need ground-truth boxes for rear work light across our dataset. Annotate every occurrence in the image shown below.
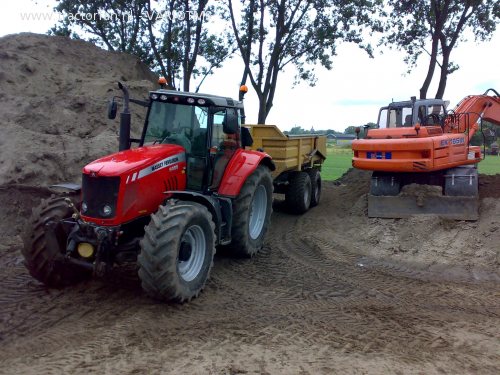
[421,150,431,158]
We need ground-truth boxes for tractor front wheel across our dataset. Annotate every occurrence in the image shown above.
[22,195,91,287]
[138,201,215,302]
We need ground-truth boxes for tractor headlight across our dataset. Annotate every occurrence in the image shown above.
[102,205,112,217]
[81,202,88,213]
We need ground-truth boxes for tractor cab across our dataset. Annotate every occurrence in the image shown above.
[140,89,244,192]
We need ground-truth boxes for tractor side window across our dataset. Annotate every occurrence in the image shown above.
[209,109,240,190]
[212,111,225,147]
[190,106,208,156]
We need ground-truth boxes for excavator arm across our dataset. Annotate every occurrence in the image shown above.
[446,89,500,141]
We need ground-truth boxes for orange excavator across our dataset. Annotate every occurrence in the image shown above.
[352,89,500,220]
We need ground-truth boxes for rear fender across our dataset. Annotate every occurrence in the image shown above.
[217,149,275,198]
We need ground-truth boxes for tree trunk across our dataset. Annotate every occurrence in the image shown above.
[146,0,167,79]
[420,34,439,99]
[257,97,267,124]
[435,47,451,99]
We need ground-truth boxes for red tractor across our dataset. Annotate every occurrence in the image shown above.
[22,82,275,302]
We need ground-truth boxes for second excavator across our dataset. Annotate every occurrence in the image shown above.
[352,89,500,220]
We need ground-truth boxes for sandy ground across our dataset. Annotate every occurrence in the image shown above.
[0,33,499,374]
[1,172,499,374]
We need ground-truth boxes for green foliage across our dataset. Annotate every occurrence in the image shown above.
[49,0,233,91]
[470,120,499,147]
[228,0,384,123]
[382,0,499,99]
[344,126,357,134]
[49,0,148,53]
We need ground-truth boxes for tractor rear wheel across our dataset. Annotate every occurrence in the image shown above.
[307,168,322,207]
[138,201,215,302]
[285,171,312,214]
[230,165,273,258]
[22,195,91,287]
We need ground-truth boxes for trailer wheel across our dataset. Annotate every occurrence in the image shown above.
[307,168,322,207]
[230,165,273,258]
[285,171,312,214]
[22,195,91,287]
[138,201,215,302]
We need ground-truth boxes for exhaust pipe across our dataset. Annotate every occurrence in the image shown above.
[118,82,131,151]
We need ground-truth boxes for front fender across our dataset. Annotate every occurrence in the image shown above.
[217,149,275,197]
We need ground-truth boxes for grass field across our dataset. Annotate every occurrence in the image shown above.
[322,145,500,181]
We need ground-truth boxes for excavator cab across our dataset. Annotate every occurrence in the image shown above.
[376,98,447,129]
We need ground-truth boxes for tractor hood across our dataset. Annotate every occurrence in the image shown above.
[83,144,186,177]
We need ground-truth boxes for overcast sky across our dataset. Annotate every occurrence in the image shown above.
[1,0,499,132]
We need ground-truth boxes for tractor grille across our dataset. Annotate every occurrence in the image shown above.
[81,174,120,218]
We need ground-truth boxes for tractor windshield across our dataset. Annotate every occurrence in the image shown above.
[145,101,208,155]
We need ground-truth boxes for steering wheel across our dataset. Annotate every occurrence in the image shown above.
[162,133,192,151]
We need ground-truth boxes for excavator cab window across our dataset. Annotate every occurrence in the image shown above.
[418,105,445,126]
[377,107,388,128]
[378,106,413,128]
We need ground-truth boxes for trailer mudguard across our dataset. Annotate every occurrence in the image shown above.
[217,149,275,197]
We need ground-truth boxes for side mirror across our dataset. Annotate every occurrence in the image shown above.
[241,127,253,148]
[223,108,239,135]
[108,98,117,119]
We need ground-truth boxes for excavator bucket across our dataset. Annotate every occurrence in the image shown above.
[368,195,479,220]
[367,166,479,221]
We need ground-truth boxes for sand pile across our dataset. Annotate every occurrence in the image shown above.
[0,33,156,187]
[333,170,500,273]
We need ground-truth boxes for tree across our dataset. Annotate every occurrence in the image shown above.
[228,0,382,124]
[383,0,500,99]
[344,126,358,134]
[50,0,233,91]
[50,0,147,54]
[288,126,306,135]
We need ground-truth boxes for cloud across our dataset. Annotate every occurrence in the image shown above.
[334,99,387,106]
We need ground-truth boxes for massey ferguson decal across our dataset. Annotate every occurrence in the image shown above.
[126,153,185,184]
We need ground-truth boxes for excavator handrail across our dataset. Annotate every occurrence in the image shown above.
[483,88,500,97]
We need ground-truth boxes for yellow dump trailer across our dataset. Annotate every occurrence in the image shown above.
[244,124,327,214]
